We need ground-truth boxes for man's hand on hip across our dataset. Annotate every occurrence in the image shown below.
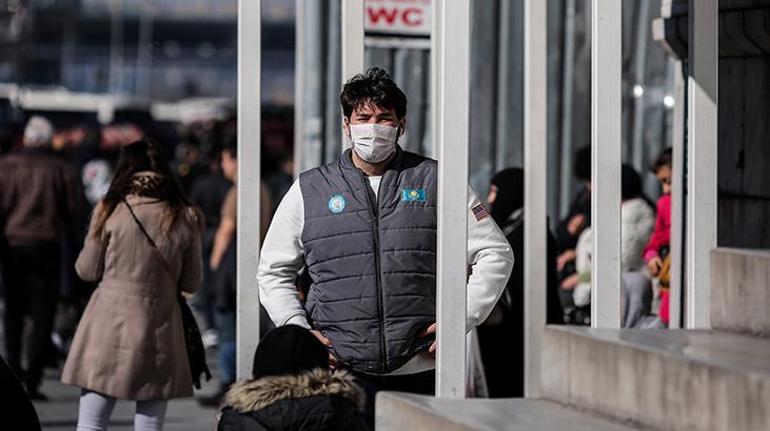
[419,323,438,357]
[310,329,338,368]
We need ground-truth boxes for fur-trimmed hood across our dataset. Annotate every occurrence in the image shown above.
[222,368,366,413]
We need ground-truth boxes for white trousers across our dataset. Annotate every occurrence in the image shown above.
[77,390,168,431]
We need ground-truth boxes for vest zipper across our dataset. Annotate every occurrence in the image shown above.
[360,173,387,373]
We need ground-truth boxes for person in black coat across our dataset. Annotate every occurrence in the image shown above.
[217,325,369,431]
[0,353,41,431]
[477,168,561,398]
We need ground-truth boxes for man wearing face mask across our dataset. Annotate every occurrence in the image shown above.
[258,68,513,405]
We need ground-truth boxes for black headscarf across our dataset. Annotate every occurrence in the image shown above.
[621,164,643,201]
[622,163,655,208]
[490,168,524,227]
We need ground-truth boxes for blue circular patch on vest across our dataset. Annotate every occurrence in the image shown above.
[328,194,346,214]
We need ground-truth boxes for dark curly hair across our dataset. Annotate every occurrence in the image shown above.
[340,67,407,119]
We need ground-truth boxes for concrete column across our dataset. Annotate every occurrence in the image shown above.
[236,0,262,379]
[590,0,622,328]
[434,0,470,399]
[523,0,548,398]
[686,0,718,329]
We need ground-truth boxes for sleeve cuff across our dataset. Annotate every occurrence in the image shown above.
[643,250,659,262]
[284,314,311,329]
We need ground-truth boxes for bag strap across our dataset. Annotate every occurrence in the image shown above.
[123,198,176,284]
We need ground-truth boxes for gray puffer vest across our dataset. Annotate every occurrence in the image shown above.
[299,147,437,374]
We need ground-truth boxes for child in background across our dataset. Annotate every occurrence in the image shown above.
[643,148,673,326]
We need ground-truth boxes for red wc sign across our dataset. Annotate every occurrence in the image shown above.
[365,0,432,37]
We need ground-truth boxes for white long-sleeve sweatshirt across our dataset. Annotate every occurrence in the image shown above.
[258,176,514,375]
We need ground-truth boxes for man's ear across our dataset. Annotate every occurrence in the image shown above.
[398,118,407,136]
[343,116,351,137]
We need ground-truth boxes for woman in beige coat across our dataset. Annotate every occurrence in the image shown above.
[62,138,203,431]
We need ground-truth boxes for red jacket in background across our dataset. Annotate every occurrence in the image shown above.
[643,194,671,262]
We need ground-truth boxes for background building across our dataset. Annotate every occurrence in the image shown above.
[0,0,293,104]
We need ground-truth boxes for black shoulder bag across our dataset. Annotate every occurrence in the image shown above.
[123,199,211,389]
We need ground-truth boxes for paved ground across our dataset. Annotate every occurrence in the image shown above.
[32,349,222,431]
[32,352,222,431]
[0,302,223,430]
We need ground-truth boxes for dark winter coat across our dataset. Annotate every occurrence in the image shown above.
[218,368,369,431]
[478,211,560,398]
[0,147,83,246]
[0,354,41,431]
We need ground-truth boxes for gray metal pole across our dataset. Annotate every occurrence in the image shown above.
[558,0,577,219]
[686,0,718,329]
[341,0,365,82]
[523,0,548,398]
[340,0,365,153]
[301,0,325,170]
[590,0,622,328]
[430,0,442,160]
[630,2,651,169]
[293,0,305,176]
[434,0,470,399]
[236,0,262,380]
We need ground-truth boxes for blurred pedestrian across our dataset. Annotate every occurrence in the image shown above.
[555,146,592,324]
[264,150,294,214]
[0,115,83,399]
[61,138,203,431]
[478,168,560,398]
[566,165,656,327]
[200,143,272,407]
[218,325,369,431]
[189,150,232,345]
[0,353,41,431]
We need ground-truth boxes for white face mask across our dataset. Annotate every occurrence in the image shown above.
[349,123,399,163]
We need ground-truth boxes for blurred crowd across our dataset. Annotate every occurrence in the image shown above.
[477,145,673,398]
[0,111,293,405]
[0,111,674,423]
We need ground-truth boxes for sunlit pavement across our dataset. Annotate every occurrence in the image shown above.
[0,301,223,429]
[33,355,221,431]
[33,350,222,430]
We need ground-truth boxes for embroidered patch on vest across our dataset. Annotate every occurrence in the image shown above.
[328,194,346,213]
[472,202,490,221]
[401,188,426,202]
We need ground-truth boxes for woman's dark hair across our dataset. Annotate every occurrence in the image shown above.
[622,164,643,201]
[651,147,672,174]
[252,325,329,380]
[340,67,407,119]
[573,146,592,181]
[91,138,199,238]
[622,163,655,209]
[490,168,524,226]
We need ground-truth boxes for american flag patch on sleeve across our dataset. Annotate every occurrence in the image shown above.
[472,203,490,221]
